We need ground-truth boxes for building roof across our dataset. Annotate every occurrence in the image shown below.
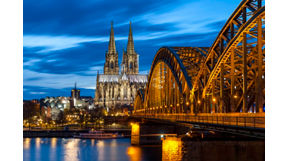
[98,74,148,83]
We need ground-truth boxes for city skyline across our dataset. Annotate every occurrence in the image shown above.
[24,0,242,99]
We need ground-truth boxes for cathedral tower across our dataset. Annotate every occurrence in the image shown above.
[104,21,119,74]
[121,21,139,75]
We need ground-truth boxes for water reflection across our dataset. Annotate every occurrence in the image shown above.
[162,137,182,161]
[51,138,57,149]
[162,136,265,161]
[110,139,117,161]
[91,139,95,146]
[35,138,41,149]
[23,138,31,149]
[50,138,57,161]
[64,139,80,161]
[97,140,105,161]
[23,137,263,161]
[126,146,142,161]
[25,138,149,161]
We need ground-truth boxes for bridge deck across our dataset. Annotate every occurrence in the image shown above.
[133,113,265,129]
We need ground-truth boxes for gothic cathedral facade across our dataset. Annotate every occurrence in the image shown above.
[94,22,148,109]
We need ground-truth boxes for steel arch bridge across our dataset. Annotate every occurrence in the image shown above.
[133,0,265,129]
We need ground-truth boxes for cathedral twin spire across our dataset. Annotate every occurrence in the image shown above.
[105,21,138,75]
[107,21,135,55]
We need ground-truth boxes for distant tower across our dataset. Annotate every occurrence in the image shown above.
[71,82,80,99]
[121,21,139,74]
[71,82,80,107]
[104,21,119,74]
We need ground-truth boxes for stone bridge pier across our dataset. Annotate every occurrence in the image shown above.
[130,121,189,145]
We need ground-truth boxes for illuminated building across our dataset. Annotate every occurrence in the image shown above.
[94,21,148,110]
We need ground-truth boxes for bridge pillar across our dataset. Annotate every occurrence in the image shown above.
[131,122,140,145]
[130,121,189,145]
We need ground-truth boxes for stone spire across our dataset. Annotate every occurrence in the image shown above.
[127,21,135,54]
[104,21,119,74]
[108,21,116,54]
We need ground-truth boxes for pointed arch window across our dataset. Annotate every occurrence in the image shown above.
[130,62,133,69]
[110,61,114,69]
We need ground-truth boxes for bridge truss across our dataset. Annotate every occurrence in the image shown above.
[134,0,265,121]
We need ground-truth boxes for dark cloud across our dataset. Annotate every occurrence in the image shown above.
[24,0,177,36]
[23,0,242,99]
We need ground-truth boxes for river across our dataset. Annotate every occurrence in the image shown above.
[23,137,264,161]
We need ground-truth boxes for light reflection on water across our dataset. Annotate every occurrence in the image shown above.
[161,137,265,161]
[23,137,264,161]
[126,146,142,161]
[23,138,161,161]
[64,139,80,161]
[51,138,57,149]
[23,138,30,149]
[162,138,182,161]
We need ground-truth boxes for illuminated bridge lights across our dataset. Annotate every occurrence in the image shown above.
[134,0,265,116]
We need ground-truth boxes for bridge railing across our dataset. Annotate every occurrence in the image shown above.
[133,114,265,129]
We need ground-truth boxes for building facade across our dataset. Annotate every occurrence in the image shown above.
[94,22,148,109]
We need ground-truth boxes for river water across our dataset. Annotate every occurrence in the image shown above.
[23,138,161,161]
[23,137,264,161]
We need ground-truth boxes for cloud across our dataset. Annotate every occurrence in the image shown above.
[24,69,97,89]
[23,0,243,99]
[23,35,121,53]
[30,92,47,95]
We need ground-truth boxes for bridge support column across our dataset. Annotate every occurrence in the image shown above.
[130,121,188,145]
[230,48,235,112]
[242,32,248,113]
[212,82,216,113]
[256,17,264,113]
[131,122,140,145]
[220,63,224,113]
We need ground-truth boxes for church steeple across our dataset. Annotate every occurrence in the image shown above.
[104,21,119,74]
[121,21,139,75]
[108,21,116,54]
[127,21,135,55]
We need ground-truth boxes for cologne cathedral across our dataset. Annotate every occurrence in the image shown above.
[94,22,148,109]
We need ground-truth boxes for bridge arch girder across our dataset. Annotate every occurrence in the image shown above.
[134,0,265,115]
[193,0,265,113]
[136,47,207,114]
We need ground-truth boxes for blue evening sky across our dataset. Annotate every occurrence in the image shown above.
[24,0,241,100]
